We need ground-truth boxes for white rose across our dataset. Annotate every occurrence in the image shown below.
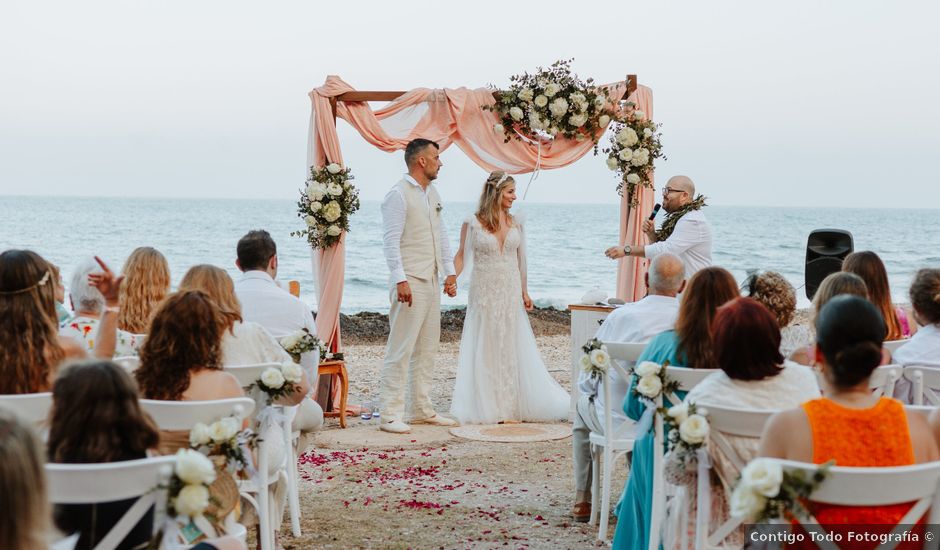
[493,123,505,134]
[326,225,341,236]
[598,115,611,128]
[635,374,663,398]
[175,448,216,485]
[305,215,317,227]
[569,92,586,105]
[644,128,653,137]
[634,110,646,119]
[590,348,610,369]
[305,182,317,196]
[544,82,561,97]
[626,173,641,185]
[568,114,588,127]
[678,414,709,445]
[327,183,343,197]
[606,156,620,170]
[509,106,524,121]
[528,112,544,131]
[322,201,342,222]
[175,483,211,517]
[634,361,661,377]
[210,417,239,443]
[667,404,689,424]
[518,88,534,102]
[310,201,322,212]
[261,367,285,389]
[282,362,304,384]
[631,155,648,167]
[580,354,593,372]
[549,98,569,119]
[594,96,607,108]
[740,458,784,498]
[616,127,639,147]
[326,163,342,174]
[189,422,212,447]
[730,484,766,521]
[280,331,302,350]
[618,148,634,162]
[534,95,548,107]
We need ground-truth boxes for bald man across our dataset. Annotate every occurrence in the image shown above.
[605,175,713,278]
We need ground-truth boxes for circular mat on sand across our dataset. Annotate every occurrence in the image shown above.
[449,423,571,443]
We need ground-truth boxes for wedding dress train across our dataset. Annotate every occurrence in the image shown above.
[449,216,570,424]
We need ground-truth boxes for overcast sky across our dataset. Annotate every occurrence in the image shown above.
[2,0,938,208]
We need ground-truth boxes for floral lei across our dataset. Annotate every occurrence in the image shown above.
[655,194,707,242]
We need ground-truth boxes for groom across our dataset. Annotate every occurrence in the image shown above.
[379,138,459,434]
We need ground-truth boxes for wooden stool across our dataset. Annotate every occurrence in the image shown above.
[317,360,349,428]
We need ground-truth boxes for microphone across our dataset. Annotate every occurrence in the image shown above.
[648,203,662,220]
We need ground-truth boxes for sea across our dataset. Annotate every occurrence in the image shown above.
[3,196,939,313]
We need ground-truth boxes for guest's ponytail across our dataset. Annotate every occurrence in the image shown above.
[830,341,884,387]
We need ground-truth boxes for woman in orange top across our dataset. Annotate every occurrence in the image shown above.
[760,295,938,542]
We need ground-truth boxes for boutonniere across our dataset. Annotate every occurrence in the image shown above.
[435,202,443,214]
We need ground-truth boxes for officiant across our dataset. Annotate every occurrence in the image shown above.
[604,175,712,278]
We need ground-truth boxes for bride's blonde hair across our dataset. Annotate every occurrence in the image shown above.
[475,171,515,233]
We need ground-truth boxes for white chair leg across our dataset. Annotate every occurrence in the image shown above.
[258,434,272,550]
[590,444,600,525]
[287,429,302,537]
[598,445,614,541]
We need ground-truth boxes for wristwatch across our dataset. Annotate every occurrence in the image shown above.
[623,244,632,256]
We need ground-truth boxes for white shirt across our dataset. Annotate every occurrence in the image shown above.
[891,324,940,402]
[221,320,293,366]
[381,174,456,284]
[579,294,680,426]
[234,271,316,338]
[644,209,713,277]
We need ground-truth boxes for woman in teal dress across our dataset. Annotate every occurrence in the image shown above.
[612,267,740,550]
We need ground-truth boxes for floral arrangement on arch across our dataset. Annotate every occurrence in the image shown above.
[254,360,305,405]
[730,458,832,522]
[603,104,666,204]
[631,360,679,401]
[189,416,255,474]
[292,163,361,250]
[580,338,611,379]
[279,328,320,364]
[485,59,614,144]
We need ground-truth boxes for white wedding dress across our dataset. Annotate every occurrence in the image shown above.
[449,215,570,424]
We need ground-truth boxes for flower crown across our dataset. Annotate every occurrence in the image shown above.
[0,271,51,295]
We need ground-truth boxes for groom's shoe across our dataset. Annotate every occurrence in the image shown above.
[410,414,458,427]
[379,420,411,434]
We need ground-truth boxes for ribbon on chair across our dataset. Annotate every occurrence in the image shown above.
[632,399,658,438]
[695,447,712,547]
[159,516,184,550]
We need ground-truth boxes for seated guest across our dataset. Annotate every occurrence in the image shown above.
[843,250,915,340]
[0,410,51,549]
[759,296,938,534]
[233,230,318,371]
[0,249,89,393]
[892,268,940,401]
[117,247,170,334]
[178,265,323,435]
[789,271,869,366]
[663,298,820,548]
[612,267,740,550]
[571,252,686,522]
[48,360,160,550]
[59,257,144,356]
[747,271,811,358]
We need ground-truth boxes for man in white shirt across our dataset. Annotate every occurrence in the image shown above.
[379,139,458,434]
[605,175,712,278]
[570,252,685,522]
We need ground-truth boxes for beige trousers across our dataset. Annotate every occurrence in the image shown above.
[381,274,440,423]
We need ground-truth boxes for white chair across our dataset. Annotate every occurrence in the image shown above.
[760,459,940,550]
[113,355,140,374]
[903,364,940,406]
[0,391,52,428]
[589,342,645,541]
[46,455,176,550]
[690,405,776,550]
[226,363,304,537]
[869,364,903,397]
[140,398,268,548]
[883,339,909,355]
[664,366,718,399]
[905,404,936,418]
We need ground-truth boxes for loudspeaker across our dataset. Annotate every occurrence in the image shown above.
[805,229,854,300]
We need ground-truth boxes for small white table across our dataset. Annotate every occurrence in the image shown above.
[568,304,617,414]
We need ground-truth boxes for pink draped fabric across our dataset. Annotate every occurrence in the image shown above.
[306,76,651,408]
[615,86,656,302]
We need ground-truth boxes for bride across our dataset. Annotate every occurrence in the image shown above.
[450,171,570,424]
